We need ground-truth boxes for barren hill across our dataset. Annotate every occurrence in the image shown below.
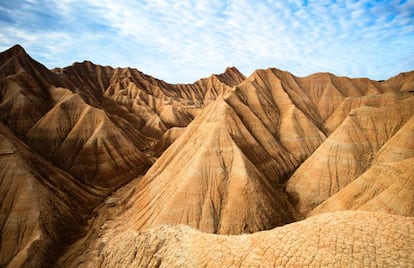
[0,122,104,267]
[0,44,413,267]
[287,98,414,218]
[25,93,152,189]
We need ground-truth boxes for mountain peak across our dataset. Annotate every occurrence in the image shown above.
[214,66,246,86]
[0,44,28,62]
[224,66,239,73]
[7,44,26,54]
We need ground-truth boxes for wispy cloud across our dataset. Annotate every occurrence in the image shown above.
[0,0,413,82]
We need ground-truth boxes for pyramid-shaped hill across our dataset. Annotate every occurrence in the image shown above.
[309,116,414,217]
[0,45,73,136]
[240,68,411,136]
[226,68,327,162]
[1,44,414,267]
[0,122,104,267]
[296,72,388,121]
[287,97,414,218]
[173,66,246,104]
[97,97,297,235]
[82,67,410,236]
[25,93,153,189]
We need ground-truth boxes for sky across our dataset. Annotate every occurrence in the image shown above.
[0,0,413,83]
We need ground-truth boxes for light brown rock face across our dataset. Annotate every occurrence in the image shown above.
[382,70,414,92]
[286,98,414,218]
[0,122,104,267]
[324,91,414,134]
[228,69,327,163]
[152,127,186,157]
[58,211,414,267]
[99,98,296,236]
[1,44,414,267]
[309,116,414,217]
[25,93,153,189]
[309,158,414,217]
[58,62,245,138]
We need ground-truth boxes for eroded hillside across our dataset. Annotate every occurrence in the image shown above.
[0,45,413,267]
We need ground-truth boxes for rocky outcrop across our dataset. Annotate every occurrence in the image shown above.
[59,211,414,267]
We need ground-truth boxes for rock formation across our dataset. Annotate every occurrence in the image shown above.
[25,93,153,189]
[0,122,104,267]
[309,116,414,217]
[286,98,414,218]
[0,44,413,267]
[58,211,414,267]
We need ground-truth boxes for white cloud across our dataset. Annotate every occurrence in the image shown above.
[0,0,413,82]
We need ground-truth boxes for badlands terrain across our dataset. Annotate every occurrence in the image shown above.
[0,44,413,267]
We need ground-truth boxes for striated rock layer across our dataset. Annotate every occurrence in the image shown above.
[0,44,414,267]
[58,61,245,138]
[309,116,414,217]
[287,97,414,218]
[101,97,296,234]
[0,122,104,267]
[309,158,414,217]
[25,93,153,189]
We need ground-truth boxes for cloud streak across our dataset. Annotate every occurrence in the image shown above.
[0,0,413,82]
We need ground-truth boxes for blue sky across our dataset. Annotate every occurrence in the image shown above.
[0,0,413,83]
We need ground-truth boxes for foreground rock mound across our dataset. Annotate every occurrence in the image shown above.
[59,211,414,267]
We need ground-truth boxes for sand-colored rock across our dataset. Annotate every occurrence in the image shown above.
[152,127,186,156]
[1,44,414,267]
[309,158,414,217]
[309,117,414,217]
[229,69,327,162]
[99,98,296,235]
[0,123,104,267]
[59,211,414,267]
[59,68,414,263]
[373,115,414,164]
[287,98,414,217]
[25,93,153,189]
[324,91,414,134]
[59,61,245,138]
[382,70,414,92]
